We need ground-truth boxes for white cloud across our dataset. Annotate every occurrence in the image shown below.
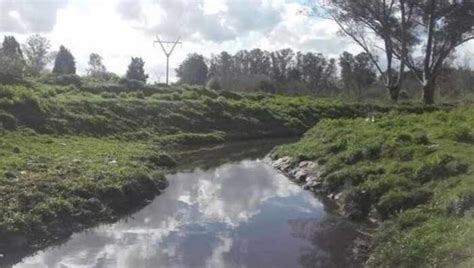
[0,0,472,82]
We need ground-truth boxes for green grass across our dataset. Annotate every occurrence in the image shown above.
[273,107,474,267]
[0,82,451,139]
[0,133,168,253]
[0,78,461,265]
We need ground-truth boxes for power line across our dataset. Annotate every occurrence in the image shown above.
[154,35,182,85]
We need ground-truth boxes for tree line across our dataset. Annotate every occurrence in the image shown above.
[176,48,340,94]
[175,47,473,101]
[0,35,149,84]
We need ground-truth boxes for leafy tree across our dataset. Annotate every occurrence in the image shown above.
[0,36,25,83]
[295,52,337,94]
[270,48,294,82]
[125,57,148,82]
[248,48,271,76]
[311,0,415,102]
[209,51,234,89]
[404,0,474,104]
[175,53,208,85]
[2,36,23,58]
[23,34,53,76]
[339,52,376,99]
[87,53,107,79]
[53,46,76,74]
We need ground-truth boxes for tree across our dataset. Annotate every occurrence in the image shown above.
[339,52,376,99]
[0,36,25,83]
[23,34,52,76]
[403,0,474,104]
[53,46,76,74]
[126,57,148,82]
[248,48,271,76]
[209,51,234,89]
[175,53,208,85]
[295,52,337,94]
[310,0,415,102]
[270,48,295,82]
[87,53,107,79]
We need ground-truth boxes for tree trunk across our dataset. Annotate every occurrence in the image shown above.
[387,85,400,103]
[422,80,436,105]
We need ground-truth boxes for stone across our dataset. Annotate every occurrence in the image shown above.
[294,170,307,182]
[272,157,293,172]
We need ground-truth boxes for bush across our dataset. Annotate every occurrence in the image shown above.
[207,77,221,91]
[343,188,372,220]
[119,78,145,90]
[0,55,24,84]
[452,126,473,143]
[0,112,17,130]
[40,73,82,87]
[415,154,468,182]
[100,92,117,98]
[376,189,432,220]
[259,79,275,93]
[218,90,242,100]
[144,152,177,168]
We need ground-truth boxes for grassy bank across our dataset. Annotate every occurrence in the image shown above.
[0,81,450,140]
[273,106,474,267]
[0,133,172,262]
[0,78,457,264]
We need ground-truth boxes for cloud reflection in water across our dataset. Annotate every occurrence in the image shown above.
[16,159,335,268]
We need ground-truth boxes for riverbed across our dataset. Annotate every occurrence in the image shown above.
[12,140,360,268]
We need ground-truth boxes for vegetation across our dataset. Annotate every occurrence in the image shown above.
[0,2,472,265]
[125,57,148,83]
[0,132,169,261]
[176,53,208,85]
[312,0,474,104]
[273,106,474,267]
[1,78,429,259]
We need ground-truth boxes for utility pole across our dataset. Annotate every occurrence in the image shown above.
[154,35,181,85]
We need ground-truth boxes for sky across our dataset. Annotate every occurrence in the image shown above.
[0,0,472,82]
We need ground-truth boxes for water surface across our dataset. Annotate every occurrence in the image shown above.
[13,141,359,268]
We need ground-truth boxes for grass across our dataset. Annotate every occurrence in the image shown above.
[0,82,452,139]
[273,106,474,267]
[0,132,168,259]
[0,77,462,265]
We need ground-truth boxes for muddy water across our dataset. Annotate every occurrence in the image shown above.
[12,140,360,268]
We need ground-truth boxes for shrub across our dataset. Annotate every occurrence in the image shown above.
[119,78,145,90]
[415,154,468,182]
[414,133,430,145]
[219,90,242,100]
[207,77,221,91]
[343,188,372,220]
[399,90,409,100]
[40,73,82,87]
[452,126,473,143]
[0,55,24,84]
[376,189,432,220]
[144,152,177,168]
[100,92,117,98]
[0,112,17,130]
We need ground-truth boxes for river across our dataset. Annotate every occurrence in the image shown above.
[12,140,360,268]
